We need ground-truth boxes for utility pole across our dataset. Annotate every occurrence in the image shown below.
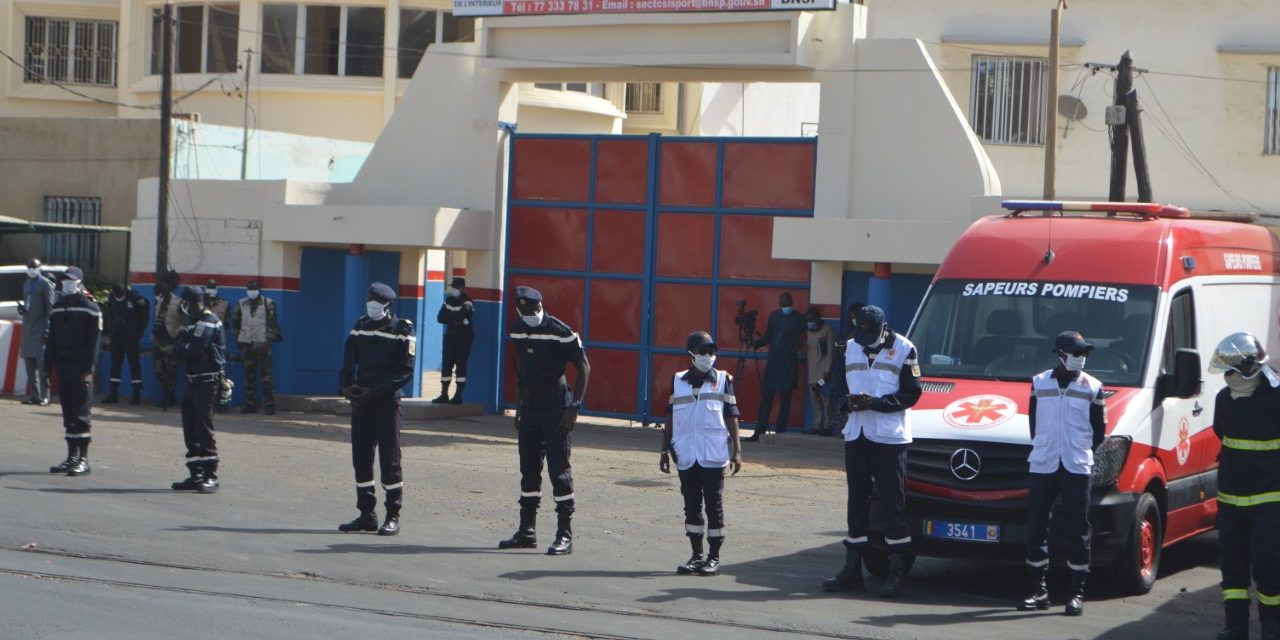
[240,48,253,180]
[1042,0,1066,200]
[1107,51,1134,203]
[156,0,174,276]
[1126,87,1153,202]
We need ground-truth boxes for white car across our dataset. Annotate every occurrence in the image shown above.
[0,264,69,321]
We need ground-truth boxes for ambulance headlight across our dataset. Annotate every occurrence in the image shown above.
[1092,436,1131,487]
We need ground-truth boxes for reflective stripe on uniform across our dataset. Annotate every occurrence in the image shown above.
[707,528,726,538]
[508,332,580,343]
[1065,389,1094,400]
[1218,491,1280,507]
[684,524,705,534]
[844,536,867,545]
[520,491,541,497]
[356,481,375,488]
[1222,436,1280,452]
[670,395,696,406]
[1025,558,1050,568]
[885,535,912,546]
[553,493,575,502]
[350,330,415,342]
[845,362,869,372]
[50,307,102,317]
[871,361,901,375]
[1260,592,1280,607]
[65,433,91,439]
[1035,389,1060,398]
[1067,562,1090,571]
[1223,588,1251,602]
[382,482,403,491]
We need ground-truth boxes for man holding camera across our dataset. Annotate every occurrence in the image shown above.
[744,292,807,442]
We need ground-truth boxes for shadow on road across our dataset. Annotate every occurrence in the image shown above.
[295,543,505,555]
[1094,583,1221,639]
[8,485,176,495]
[499,569,671,581]
[168,525,338,535]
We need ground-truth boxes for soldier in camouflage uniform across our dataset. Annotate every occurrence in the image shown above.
[151,271,187,409]
[203,279,232,413]
[231,279,283,415]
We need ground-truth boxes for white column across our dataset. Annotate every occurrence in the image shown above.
[382,0,399,124]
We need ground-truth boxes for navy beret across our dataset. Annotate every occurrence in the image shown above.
[514,286,542,305]
[64,266,84,281]
[368,282,396,302]
[451,276,466,288]
[180,286,203,303]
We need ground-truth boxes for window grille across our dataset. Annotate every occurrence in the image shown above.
[624,82,663,115]
[24,17,116,86]
[1266,67,1280,155]
[970,55,1047,146]
[42,197,102,271]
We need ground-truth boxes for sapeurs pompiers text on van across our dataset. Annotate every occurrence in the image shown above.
[869,200,1280,595]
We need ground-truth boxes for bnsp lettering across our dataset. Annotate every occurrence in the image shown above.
[1223,253,1262,271]
[962,281,1129,303]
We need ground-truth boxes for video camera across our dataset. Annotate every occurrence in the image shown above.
[734,300,759,346]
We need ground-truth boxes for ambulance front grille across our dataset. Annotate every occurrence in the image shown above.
[907,439,1031,492]
[920,381,955,393]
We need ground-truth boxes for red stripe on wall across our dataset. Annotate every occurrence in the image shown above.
[426,270,446,282]
[130,272,301,291]
[469,287,503,302]
[399,284,425,298]
[3,323,22,395]
[452,268,467,277]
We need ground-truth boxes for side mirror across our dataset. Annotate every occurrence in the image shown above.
[1164,348,1202,399]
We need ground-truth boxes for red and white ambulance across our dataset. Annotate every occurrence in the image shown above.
[892,200,1280,594]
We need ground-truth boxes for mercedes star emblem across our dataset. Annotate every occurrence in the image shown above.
[949,448,982,481]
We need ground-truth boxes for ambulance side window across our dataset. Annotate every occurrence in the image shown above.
[1160,290,1196,375]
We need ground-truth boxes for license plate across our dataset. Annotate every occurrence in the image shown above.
[922,519,1001,543]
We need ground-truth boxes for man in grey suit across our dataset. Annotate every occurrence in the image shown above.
[20,258,55,406]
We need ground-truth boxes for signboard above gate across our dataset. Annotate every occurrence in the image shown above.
[453,0,836,17]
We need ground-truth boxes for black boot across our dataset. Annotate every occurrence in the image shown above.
[822,545,865,592]
[678,534,705,574]
[378,513,400,536]
[547,512,573,556]
[449,382,465,405]
[171,469,205,491]
[498,507,538,549]
[431,381,451,404]
[196,472,220,493]
[66,441,90,477]
[339,511,379,532]
[49,441,78,474]
[1017,567,1050,611]
[881,551,910,598]
[101,383,119,404]
[1065,571,1086,616]
[130,385,142,405]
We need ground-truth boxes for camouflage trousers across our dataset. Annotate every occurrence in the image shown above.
[241,343,275,409]
[153,338,180,390]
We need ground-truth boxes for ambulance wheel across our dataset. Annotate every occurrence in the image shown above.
[1111,492,1162,595]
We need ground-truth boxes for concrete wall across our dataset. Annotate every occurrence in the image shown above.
[173,121,372,182]
[698,82,820,137]
[0,118,156,280]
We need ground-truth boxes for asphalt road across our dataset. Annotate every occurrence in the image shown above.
[0,399,1226,639]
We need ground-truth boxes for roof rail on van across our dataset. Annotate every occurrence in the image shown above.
[1001,200,1191,220]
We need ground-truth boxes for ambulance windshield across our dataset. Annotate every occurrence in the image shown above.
[907,280,1159,386]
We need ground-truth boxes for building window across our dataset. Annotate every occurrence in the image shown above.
[625,82,663,114]
[970,55,1047,146]
[533,82,604,97]
[1266,67,1280,155]
[43,197,102,271]
[258,5,385,77]
[395,9,475,79]
[149,4,240,75]
[23,17,118,87]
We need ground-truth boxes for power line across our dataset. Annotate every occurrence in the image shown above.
[0,45,235,108]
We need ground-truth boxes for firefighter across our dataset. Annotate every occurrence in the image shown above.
[338,283,416,536]
[1209,332,1280,640]
[432,276,474,405]
[823,305,921,598]
[44,267,101,477]
[498,286,590,556]
[170,287,226,493]
[102,283,149,405]
[659,331,743,576]
[1019,331,1107,617]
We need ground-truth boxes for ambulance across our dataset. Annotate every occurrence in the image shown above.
[887,200,1280,595]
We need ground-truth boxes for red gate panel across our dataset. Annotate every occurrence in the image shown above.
[659,142,716,207]
[513,138,591,202]
[723,142,816,209]
[592,210,646,274]
[719,215,810,282]
[589,279,643,344]
[508,207,588,271]
[656,213,714,278]
[652,283,712,348]
[595,139,649,204]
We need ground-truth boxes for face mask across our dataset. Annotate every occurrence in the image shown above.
[781,306,794,315]
[807,321,818,331]
[114,295,125,302]
[61,280,80,295]
[27,268,39,278]
[1225,370,1263,399]
[691,353,716,372]
[1061,354,1087,372]
[246,290,260,299]
[520,310,544,327]
[445,288,458,297]
[366,300,389,320]
[856,328,885,348]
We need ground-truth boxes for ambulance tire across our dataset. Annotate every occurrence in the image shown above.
[1110,492,1162,596]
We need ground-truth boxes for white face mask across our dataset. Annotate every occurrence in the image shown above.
[366,300,389,320]
[1225,370,1263,399]
[691,353,716,372]
[61,280,80,295]
[520,310,544,327]
[27,268,39,278]
[246,290,260,299]
[445,288,458,297]
[1061,354,1087,372]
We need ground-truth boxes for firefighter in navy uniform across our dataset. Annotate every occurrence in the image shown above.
[44,267,101,477]
[338,283,416,537]
[170,287,227,493]
[1208,332,1280,640]
[823,305,921,598]
[659,331,743,576]
[499,286,591,556]
[432,276,474,405]
[101,283,149,405]
[1018,331,1106,617]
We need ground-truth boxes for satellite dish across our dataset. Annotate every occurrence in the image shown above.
[1058,95,1088,121]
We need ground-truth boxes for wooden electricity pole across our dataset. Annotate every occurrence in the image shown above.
[1042,0,1066,199]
